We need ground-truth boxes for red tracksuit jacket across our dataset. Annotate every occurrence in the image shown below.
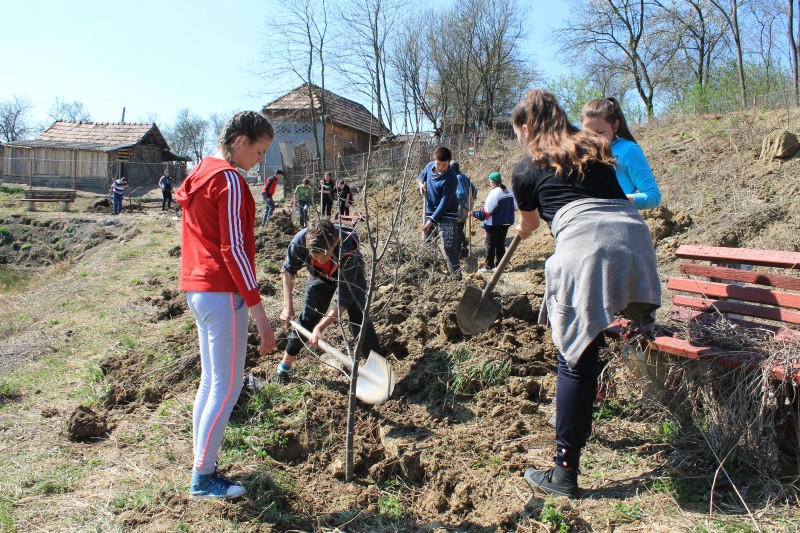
[176,157,261,307]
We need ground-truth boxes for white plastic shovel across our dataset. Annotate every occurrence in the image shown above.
[291,320,395,404]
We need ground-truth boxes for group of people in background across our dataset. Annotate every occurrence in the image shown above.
[175,89,662,501]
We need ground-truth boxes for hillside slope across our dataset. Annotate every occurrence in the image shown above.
[0,109,799,532]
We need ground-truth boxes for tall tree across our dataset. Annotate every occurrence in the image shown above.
[165,109,209,163]
[390,12,449,138]
[47,97,91,123]
[260,0,330,162]
[791,0,799,100]
[557,0,679,118]
[0,95,35,142]
[710,0,748,105]
[338,0,403,138]
[654,0,727,93]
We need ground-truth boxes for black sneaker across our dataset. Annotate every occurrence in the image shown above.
[271,371,291,385]
[524,466,580,498]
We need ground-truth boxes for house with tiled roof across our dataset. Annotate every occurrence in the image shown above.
[2,121,189,194]
[261,83,391,172]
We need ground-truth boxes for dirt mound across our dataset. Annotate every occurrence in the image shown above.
[0,214,127,266]
[66,405,110,441]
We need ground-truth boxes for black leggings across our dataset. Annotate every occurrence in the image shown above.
[321,196,334,217]
[554,333,604,469]
[483,225,510,268]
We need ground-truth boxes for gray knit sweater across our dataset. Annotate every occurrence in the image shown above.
[538,198,661,367]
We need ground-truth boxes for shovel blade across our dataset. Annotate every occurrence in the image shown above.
[355,351,396,404]
[456,285,502,335]
[463,255,478,274]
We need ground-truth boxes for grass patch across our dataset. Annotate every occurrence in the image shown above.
[0,185,25,194]
[609,500,644,524]
[440,344,511,397]
[0,497,15,533]
[0,382,16,403]
[220,383,306,462]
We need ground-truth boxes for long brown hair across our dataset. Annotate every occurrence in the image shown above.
[511,90,615,178]
[581,97,636,143]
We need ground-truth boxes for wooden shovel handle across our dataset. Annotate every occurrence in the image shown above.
[290,320,351,369]
[482,234,521,297]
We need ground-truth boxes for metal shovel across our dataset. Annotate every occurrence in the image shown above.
[463,189,478,273]
[456,234,521,335]
[291,320,395,404]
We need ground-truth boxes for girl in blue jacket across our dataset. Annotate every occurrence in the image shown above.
[581,98,661,210]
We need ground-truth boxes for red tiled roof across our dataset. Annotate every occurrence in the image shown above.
[262,84,391,137]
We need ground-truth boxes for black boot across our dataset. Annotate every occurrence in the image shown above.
[524,465,580,498]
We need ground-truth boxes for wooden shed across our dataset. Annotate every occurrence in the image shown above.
[1,121,189,195]
[261,84,391,174]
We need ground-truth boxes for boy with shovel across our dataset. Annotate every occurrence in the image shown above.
[418,146,462,279]
[275,217,382,383]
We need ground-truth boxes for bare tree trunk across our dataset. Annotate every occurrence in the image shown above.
[791,0,799,102]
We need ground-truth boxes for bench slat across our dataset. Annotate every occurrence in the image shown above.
[667,277,800,310]
[672,295,800,326]
[680,263,800,291]
[606,320,800,384]
[669,306,800,341]
[675,245,800,269]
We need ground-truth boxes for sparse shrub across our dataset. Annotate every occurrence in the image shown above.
[540,499,570,532]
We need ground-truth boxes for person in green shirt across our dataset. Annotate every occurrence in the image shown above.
[293,178,314,227]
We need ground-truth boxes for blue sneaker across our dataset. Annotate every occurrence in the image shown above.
[190,472,247,500]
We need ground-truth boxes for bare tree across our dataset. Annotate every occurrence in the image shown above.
[655,0,727,93]
[338,0,402,138]
[390,12,449,139]
[47,97,92,123]
[710,0,748,105]
[471,0,537,129]
[260,0,330,163]
[0,95,35,142]
[557,0,679,117]
[791,0,799,99]
[165,109,209,163]
[747,0,786,93]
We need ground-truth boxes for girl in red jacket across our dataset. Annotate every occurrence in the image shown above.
[176,111,277,500]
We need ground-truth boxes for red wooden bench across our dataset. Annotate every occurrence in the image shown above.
[607,245,800,384]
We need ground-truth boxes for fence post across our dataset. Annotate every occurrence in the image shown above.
[753,95,757,108]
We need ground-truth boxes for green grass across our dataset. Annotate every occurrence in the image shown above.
[441,344,511,397]
[0,497,15,533]
[220,383,306,462]
[0,185,25,194]
[0,382,16,402]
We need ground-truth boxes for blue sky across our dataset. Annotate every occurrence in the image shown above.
[1,0,570,131]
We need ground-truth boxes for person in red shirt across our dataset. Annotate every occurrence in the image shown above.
[176,111,277,500]
[261,169,282,226]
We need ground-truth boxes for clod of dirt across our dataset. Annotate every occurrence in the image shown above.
[66,405,110,441]
[503,293,535,321]
[268,431,307,463]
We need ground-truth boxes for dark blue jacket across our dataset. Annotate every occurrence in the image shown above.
[418,161,459,222]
